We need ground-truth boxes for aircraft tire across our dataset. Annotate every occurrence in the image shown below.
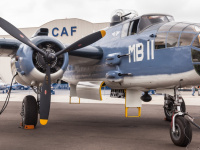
[21,95,38,127]
[170,116,192,147]
[164,100,174,121]
[164,99,186,121]
[180,99,186,112]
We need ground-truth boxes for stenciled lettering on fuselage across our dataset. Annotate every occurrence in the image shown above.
[128,40,154,63]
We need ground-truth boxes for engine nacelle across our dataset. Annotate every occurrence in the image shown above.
[11,36,68,86]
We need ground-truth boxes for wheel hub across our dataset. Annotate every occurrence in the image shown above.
[172,124,181,140]
[166,101,174,116]
[20,102,25,126]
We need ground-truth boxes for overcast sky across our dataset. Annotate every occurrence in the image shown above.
[0,0,200,34]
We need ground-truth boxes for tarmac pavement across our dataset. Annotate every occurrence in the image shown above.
[0,90,200,150]
[0,102,200,150]
[1,90,200,106]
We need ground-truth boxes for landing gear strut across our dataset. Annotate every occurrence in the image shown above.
[164,94,186,121]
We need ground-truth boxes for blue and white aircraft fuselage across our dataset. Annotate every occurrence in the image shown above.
[64,14,200,91]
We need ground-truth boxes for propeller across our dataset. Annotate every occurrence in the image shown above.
[0,17,106,125]
[55,30,106,57]
[0,17,46,56]
[40,64,51,125]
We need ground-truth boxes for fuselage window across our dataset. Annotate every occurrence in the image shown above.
[179,33,196,46]
[129,19,139,35]
[155,32,167,49]
[191,49,200,75]
[191,49,200,62]
[121,22,130,38]
[167,32,180,47]
[192,36,200,48]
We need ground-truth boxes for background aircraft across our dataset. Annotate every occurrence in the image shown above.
[0,79,7,91]
[0,9,199,147]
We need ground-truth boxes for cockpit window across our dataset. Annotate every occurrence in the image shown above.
[129,19,139,35]
[138,15,169,32]
[121,19,139,38]
[167,16,174,22]
[121,22,130,38]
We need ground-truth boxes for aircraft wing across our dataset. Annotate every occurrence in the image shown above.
[0,39,21,57]
[68,45,103,65]
[0,38,104,66]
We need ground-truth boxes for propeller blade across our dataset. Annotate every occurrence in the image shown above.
[0,17,45,55]
[55,30,106,57]
[40,64,51,125]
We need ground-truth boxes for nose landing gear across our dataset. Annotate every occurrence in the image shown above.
[170,114,192,147]
[164,88,200,147]
[164,94,186,121]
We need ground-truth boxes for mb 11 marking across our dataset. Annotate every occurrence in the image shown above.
[129,40,154,63]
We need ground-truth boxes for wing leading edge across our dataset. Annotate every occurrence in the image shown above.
[68,45,103,65]
[0,39,21,57]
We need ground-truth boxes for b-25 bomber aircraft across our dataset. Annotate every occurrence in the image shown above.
[0,9,200,147]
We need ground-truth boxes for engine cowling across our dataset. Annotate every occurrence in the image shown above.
[11,36,68,86]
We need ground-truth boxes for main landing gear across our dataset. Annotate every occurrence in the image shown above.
[164,89,200,147]
[20,95,38,129]
[20,87,41,129]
